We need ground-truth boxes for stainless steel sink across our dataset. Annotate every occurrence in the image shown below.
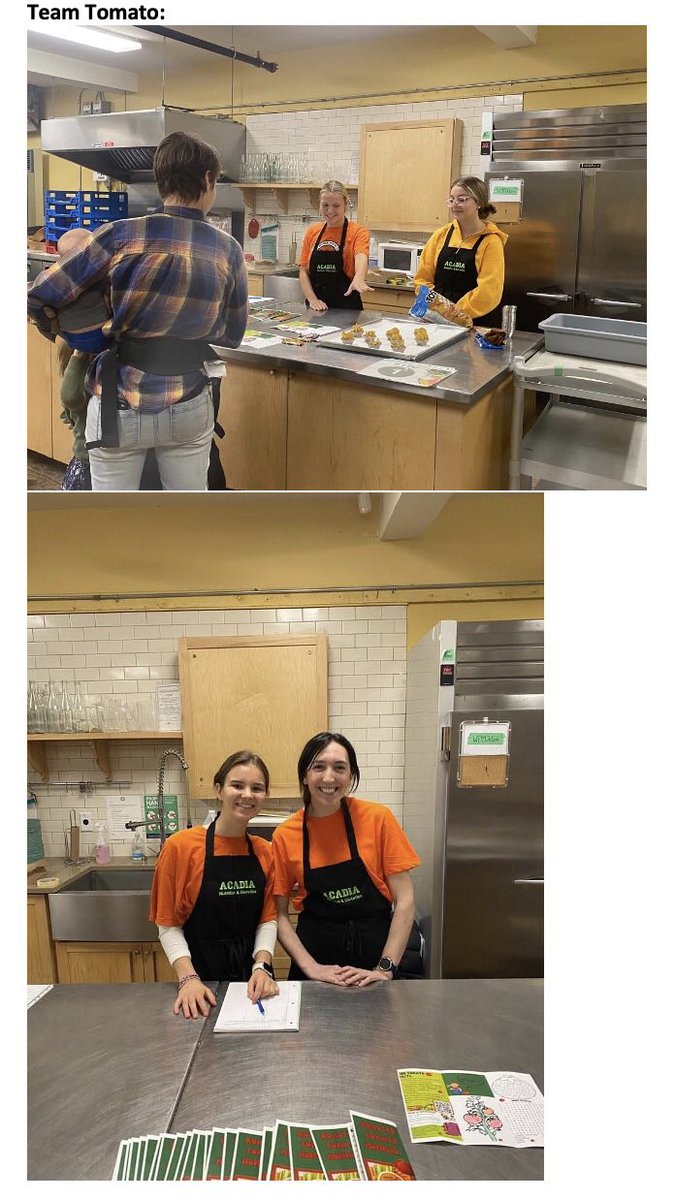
[58,869,155,892]
[48,868,158,942]
[266,271,303,303]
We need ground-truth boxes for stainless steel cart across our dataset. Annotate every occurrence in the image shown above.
[509,350,647,490]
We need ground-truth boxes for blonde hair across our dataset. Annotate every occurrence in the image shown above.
[450,176,497,220]
[319,180,351,208]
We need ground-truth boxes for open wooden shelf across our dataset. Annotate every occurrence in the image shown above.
[235,183,358,214]
[27,731,183,783]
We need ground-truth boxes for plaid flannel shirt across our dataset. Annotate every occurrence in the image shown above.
[27,205,248,412]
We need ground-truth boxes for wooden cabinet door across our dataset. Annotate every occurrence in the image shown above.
[247,273,265,297]
[216,362,288,489]
[55,941,146,983]
[179,635,328,801]
[27,322,53,458]
[359,119,462,232]
[143,942,177,982]
[27,896,57,984]
[286,372,437,490]
[49,341,74,465]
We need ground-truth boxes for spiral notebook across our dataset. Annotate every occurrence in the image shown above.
[214,982,301,1033]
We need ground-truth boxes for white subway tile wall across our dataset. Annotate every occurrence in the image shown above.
[242,95,524,261]
[28,605,407,855]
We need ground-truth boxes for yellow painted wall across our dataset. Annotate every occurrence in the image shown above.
[32,25,646,194]
[407,599,543,648]
[28,494,543,611]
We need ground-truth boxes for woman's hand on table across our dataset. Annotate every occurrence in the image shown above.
[307,963,352,986]
[307,297,328,312]
[247,970,280,1003]
[173,978,217,1019]
[334,965,393,987]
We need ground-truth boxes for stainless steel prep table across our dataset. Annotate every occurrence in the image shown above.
[228,302,542,406]
[28,980,543,1180]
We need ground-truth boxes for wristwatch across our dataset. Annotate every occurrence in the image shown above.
[376,956,398,977]
[252,961,276,979]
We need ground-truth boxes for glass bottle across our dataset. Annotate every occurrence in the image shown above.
[71,682,88,733]
[57,682,73,733]
[46,681,60,733]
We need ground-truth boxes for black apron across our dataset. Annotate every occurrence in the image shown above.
[182,820,266,981]
[307,219,362,311]
[433,223,501,327]
[289,799,392,980]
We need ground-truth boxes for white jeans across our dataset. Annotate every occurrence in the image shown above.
[85,388,214,491]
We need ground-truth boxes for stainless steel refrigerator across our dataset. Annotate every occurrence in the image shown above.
[485,104,646,332]
[402,619,543,979]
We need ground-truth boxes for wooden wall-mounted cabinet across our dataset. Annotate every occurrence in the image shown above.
[179,635,328,802]
[359,118,463,232]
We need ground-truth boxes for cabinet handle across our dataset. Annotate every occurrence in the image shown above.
[268,369,276,377]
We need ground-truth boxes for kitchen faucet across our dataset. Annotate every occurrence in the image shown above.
[125,748,189,849]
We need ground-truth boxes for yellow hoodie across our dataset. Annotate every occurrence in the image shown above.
[414,221,509,321]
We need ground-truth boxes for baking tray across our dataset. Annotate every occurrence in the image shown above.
[538,313,646,366]
[316,317,468,361]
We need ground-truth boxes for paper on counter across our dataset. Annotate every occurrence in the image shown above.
[213,981,301,1032]
[277,317,340,336]
[241,328,285,350]
[358,360,457,387]
[397,1067,544,1148]
[27,983,52,1008]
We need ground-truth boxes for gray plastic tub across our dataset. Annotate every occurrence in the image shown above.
[538,313,646,366]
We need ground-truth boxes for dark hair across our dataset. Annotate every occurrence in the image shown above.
[297,732,360,806]
[213,750,270,792]
[153,131,221,203]
[450,175,497,220]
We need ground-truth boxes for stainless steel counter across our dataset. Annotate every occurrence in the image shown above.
[27,979,543,1181]
[223,302,543,406]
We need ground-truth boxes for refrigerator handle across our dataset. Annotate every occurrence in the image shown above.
[525,291,573,302]
[440,725,451,760]
[514,878,544,885]
[589,297,642,309]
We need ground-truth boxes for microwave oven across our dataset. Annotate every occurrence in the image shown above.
[377,241,425,274]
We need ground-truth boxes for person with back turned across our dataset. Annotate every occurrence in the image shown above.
[27,131,248,490]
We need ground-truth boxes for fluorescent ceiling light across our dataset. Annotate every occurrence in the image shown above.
[31,25,142,53]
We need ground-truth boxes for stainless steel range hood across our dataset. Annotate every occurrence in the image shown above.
[40,106,246,184]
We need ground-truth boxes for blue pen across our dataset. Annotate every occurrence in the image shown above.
[257,999,265,1015]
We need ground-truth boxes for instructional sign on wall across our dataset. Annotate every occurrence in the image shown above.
[144,794,179,840]
[106,794,144,841]
[155,683,182,731]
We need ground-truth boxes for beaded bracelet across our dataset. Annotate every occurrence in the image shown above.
[177,972,201,991]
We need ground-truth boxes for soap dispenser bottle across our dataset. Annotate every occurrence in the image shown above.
[94,822,112,865]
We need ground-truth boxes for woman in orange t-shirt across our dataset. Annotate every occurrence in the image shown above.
[272,732,420,987]
[150,750,279,1019]
[299,181,374,312]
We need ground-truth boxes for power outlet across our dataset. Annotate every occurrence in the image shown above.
[79,810,94,832]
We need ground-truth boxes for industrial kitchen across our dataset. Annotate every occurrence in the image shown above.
[27,24,646,493]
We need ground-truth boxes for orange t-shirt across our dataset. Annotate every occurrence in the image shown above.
[271,796,420,912]
[149,825,276,927]
[299,220,371,283]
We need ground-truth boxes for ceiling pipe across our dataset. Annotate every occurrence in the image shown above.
[136,26,279,73]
